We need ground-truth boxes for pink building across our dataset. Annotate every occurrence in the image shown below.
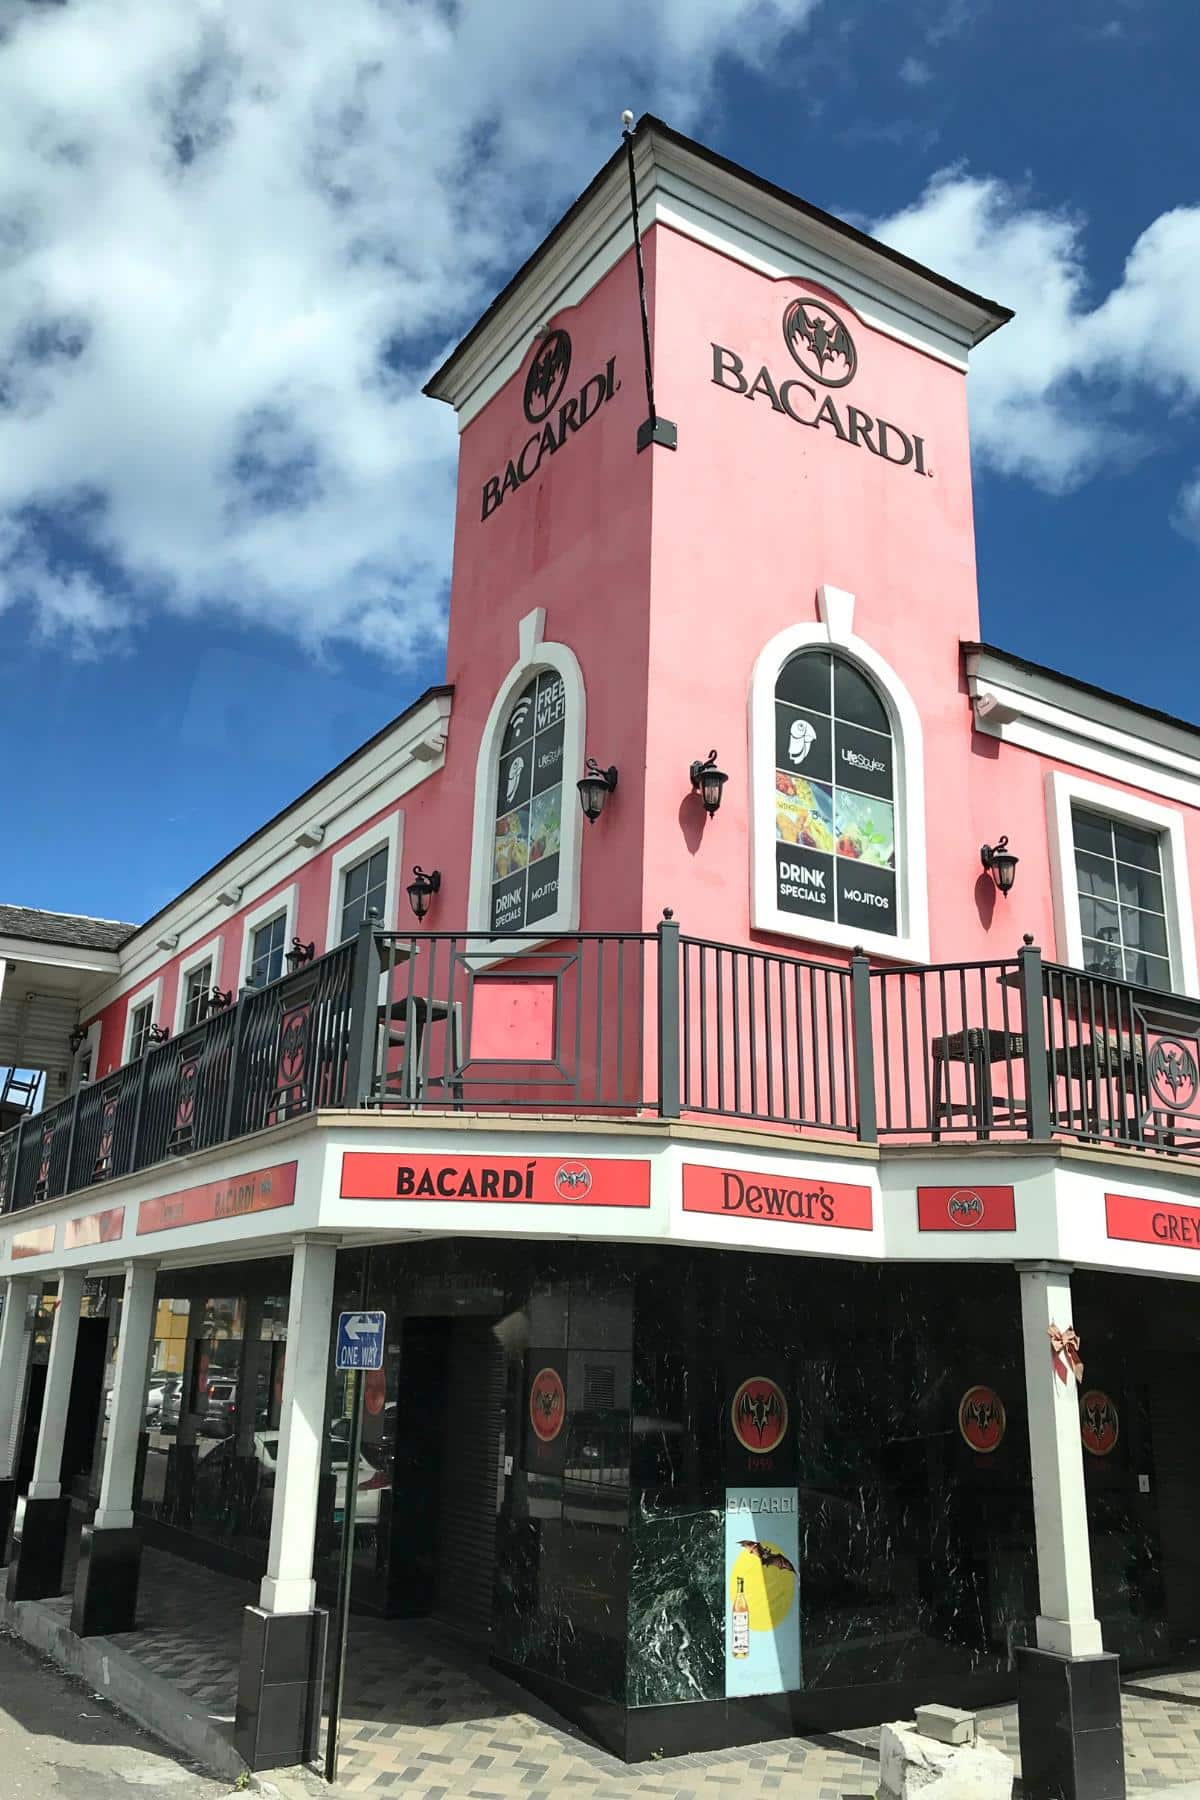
[0,117,1194,1797]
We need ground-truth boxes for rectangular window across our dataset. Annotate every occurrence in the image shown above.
[129,1000,154,1060]
[183,960,213,1028]
[248,913,287,987]
[339,846,388,941]
[1072,806,1171,991]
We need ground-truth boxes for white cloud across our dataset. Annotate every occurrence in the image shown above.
[898,56,933,86]
[0,0,821,660]
[871,174,1200,496]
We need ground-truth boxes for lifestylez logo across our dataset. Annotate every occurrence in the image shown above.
[482,327,620,521]
[946,1189,986,1228]
[731,1376,789,1455]
[1080,1390,1119,1458]
[554,1161,592,1198]
[529,1366,565,1443]
[958,1384,1005,1454]
[711,291,930,477]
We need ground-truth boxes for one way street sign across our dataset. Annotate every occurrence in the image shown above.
[335,1310,386,1371]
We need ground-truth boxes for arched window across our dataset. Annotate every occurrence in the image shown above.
[751,588,928,960]
[469,608,586,945]
[774,650,897,935]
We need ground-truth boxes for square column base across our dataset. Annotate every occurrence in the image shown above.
[234,1604,327,1771]
[1017,1645,1125,1800]
[71,1525,142,1636]
[6,1495,70,1602]
[0,1477,18,1562]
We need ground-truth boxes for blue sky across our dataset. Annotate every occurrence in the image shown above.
[1,0,1197,925]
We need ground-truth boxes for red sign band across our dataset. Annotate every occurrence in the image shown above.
[917,1186,1016,1232]
[1105,1192,1200,1251]
[682,1163,872,1231]
[64,1207,126,1250]
[137,1161,297,1236]
[340,1152,651,1208]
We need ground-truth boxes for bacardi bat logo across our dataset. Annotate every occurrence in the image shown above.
[1148,1037,1199,1112]
[554,1162,592,1198]
[958,1384,1006,1454]
[946,1189,985,1228]
[738,1538,797,1575]
[1080,1389,1119,1457]
[782,298,857,388]
[731,1376,789,1454]
[523,328,572,423]
[277,1005,310,1085]
[175,1057,198,1129]
[529,1366,565,1443]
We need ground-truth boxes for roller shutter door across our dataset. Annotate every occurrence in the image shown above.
[434,1319,504,1642]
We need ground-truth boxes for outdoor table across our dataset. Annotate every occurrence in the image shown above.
[931,1027,1026,1140]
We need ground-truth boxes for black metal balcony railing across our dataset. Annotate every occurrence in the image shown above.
[3,919,1200,1218]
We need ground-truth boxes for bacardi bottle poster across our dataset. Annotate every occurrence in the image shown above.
[723,1486,802,1697]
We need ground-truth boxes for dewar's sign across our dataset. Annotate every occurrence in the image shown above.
[481,327,619,521]
[711,292,931,477]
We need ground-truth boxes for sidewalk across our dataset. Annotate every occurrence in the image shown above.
[6,1541,1200,1796]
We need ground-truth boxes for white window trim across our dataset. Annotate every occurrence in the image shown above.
[750,585,929,962]
[238,884,299,990]
[325,813,401,948]
[1045,770,1199,997]
[467,607,587,958]
[120,977,163,1064]
[174,939,223,1035]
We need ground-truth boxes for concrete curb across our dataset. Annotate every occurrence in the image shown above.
[0,1591,248,1783]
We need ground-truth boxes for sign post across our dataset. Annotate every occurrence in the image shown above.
[324,1308,385,1785]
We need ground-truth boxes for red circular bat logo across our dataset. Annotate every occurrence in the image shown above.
[731,1376,789,1454]
[959,1385,1005,1453]
[529,1366,565,1442]
[946,1189,985,1228]
[554,1161,592,1198]
[1080,1390,1119,1457]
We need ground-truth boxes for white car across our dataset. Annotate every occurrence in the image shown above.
[254,1432,386,1524]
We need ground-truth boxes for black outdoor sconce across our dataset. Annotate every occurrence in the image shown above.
[407,865,442,921]
[206,986,233,1014]
[690,750,728,817]
[147,1024,170,1045]
[68,1025,87,1056]
[981,836,1019,896]
[577,759,618,824]
[285,938,316,974]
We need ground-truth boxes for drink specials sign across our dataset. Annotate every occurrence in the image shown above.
[340,1151,652,1207]
[491,669,565,933]
[137,1161,297,1236]
[1105,1191,1200,1250]
[917,1186,1016,1232]
[683,1163,873,1230]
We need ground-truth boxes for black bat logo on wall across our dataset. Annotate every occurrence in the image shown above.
[737,1387,782,1445]
[738,1539,797,1574]
[532,1385,563,1421]
[963,1396,997,1434]
[278,1011,309,1082]
[783,301,857,386]
[1083,1397,1117,1440]
[524,330,572,421]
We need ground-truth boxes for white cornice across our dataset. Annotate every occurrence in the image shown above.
[0,939,121,977]
[428,128,1002,431]
[966,646,1200,807]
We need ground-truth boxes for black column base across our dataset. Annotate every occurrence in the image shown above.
[1017,1644,1125,1800]
[5,1494,70,1601]
[70,1525,142,1636]
[0,1477,18,1562]
[234,1604,328,1771]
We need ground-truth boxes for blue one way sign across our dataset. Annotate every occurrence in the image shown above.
[335,1310,386,1371]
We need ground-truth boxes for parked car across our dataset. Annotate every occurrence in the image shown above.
[194,1430,385,1535]
[145,1376,182,1428]
[200,1378,239,1438]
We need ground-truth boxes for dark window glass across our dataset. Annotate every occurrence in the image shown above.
[773,651,897,938]
[340,846,388,941]
[1071,807,1171,989]
[129,1001,153,1060]
[248,914,287,986]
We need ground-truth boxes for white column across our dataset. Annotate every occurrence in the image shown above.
[93,1261,158,1531]
[28,1269,86,1501]
[1019,1262,1103,1656]
[259,1238,336,1614]
[0,1277,36,1479]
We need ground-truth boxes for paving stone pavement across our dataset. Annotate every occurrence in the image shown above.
[40,1544,1200,1796]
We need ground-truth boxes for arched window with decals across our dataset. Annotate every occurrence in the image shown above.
[469,611,587,946]
[751,590,928,960]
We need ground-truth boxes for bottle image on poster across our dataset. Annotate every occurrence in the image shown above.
[723,1487,802,1697]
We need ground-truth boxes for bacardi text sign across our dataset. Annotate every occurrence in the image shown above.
[340,1151,651,1208]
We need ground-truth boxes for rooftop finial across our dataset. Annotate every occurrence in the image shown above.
[621,109,634,134]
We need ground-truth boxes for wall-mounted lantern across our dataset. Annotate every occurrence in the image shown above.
[577,759,618,824]
[980,836,1019,896]
[68,1025,87,1057]
[406,866,442,921]
[285,938,316,974]
[689,750,728,817]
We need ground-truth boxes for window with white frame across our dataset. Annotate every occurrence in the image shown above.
[128,998,154,1059]
[750,588,928,961]
[1072,807,1172,990]
[182,960,212,1028]
[339,846,388,941]
[248,913,287,986]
